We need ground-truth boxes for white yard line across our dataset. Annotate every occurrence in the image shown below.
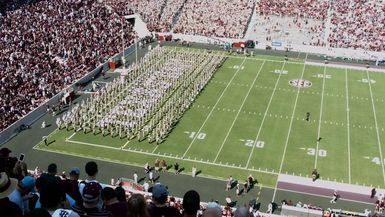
[213,61,266,163]
[345,69,352,184]
[151,144,159,153]
[61,138,279,175]
[181,57,247,158]
[366,70,385,186]
[120,140,130,149]
[272,53,308,201]
[33,128,60,148]
[314,66,327,169]
[245,61,286,168]
[33,145,277,184]
[66,132,76,141]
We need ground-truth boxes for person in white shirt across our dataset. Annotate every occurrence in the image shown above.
[133,172,138,184]
[143,181,149,192]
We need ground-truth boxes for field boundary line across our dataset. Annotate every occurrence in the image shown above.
[32,146,231,184]
[228,56,303,65]
[277,188,375,205]
[272,53,308,201]
[181,57,248,158]
[213,60,266,163]
[66,132,76,141]
[345,69,352,183]
[366,70,385,186]
[306,60,385,73]
[314,65,327,168]
[33,128,60,148]
[245,61,286,168]
[63,137,279,175]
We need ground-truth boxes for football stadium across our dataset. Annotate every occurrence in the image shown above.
[1,0,385,217]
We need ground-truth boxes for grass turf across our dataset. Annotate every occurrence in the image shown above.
[35,51,385,189]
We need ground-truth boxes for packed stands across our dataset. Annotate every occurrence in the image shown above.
[173,0,255,38]
[328,0,385,52]
[251,0,329,46]
[0,0,135,131]
[108,0,185,33]
[1,0,384,132]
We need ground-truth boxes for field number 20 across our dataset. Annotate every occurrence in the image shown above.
[244,140,265,148]
[307,148,327,157]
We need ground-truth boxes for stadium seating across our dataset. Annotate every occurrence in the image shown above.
[1,0,384,136]
[0,0,135,131]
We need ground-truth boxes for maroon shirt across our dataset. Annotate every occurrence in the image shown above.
[147,203,182,217]
[105,201,128,217]
[0,197,23,217]
[72,203,112,217]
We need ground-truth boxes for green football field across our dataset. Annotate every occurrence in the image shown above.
[35,52,385,191]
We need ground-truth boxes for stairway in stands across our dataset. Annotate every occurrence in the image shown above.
[170,0,188,32]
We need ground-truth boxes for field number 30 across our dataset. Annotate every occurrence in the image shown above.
[307,148,327,157]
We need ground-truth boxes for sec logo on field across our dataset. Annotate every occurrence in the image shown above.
[289,79,312,88]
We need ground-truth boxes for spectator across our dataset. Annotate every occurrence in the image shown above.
[12,161,28,181]
[0,147,17,177]
[63,167,82,205]
[143,180,149,192]
[174,0,254,38]
[9,175,36,215]
[115,186,127,202]
[39,180,80,217]
[79,161,103,208]
[101,187,128,217]
[72,182,112,217]
[79,161,100,196]
[127,194,150,217]
[0,0,135,131]
[234,206,249,217]
[0,172,22,217]
[24,208,51,217]
[147,183,181,217]
[202,207,222,217]
[182,190,200,217]
[28,176,45,210]
[40,163,61,185]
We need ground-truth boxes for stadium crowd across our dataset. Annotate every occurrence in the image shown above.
[173,0,255,38]
[253,0,328,46]
[1,0,384,132]
[253,0,385,51]
[255,0,328,20]
[0,147,267,217]
[328,0,385,51]
[0,0,135,131]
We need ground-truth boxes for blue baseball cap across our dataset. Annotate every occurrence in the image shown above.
[152,184,168,199]
[69,167,80,175]
[20,176,36,191]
